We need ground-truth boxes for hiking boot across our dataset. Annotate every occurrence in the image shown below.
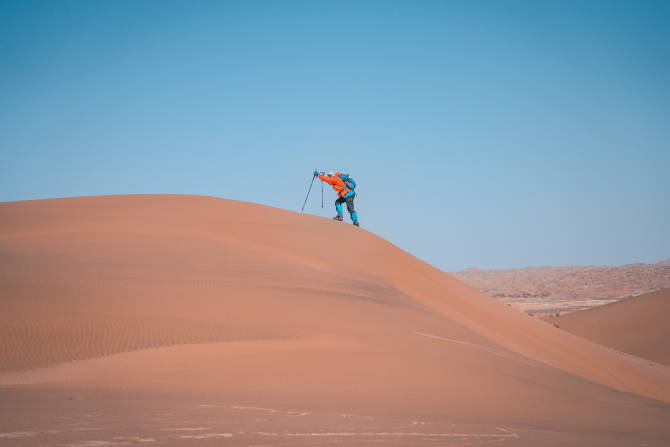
[353,221,360,227]
[333,214,343,221]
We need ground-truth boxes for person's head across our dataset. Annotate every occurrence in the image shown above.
[326,171,334,177]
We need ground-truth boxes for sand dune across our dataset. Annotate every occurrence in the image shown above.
[547,289,670,366]
[1,195,670,446]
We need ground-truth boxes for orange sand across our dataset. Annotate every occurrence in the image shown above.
[548,288,670,366]
[1,195,669,446]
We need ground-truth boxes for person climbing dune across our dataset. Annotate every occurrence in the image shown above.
[314,170,359,227]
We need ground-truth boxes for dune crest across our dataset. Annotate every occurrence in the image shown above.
[1,195,670,445]
[548,288,670,366]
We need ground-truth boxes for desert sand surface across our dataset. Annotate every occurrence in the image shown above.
[1,195,670,446]
[452,261,670,315]
[548,288,670,366]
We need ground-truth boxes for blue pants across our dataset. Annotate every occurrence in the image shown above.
[335,194,358,222]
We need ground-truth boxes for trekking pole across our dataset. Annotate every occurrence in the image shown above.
[301,173,317,212]
[321,179,324,208]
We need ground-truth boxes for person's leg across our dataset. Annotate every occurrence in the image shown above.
[345,195,358,225]
[334,197,345,220]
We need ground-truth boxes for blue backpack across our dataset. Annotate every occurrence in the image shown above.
[339,173,356,191]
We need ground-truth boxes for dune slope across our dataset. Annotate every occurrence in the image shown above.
[1,195,670,446]
[548,289,670,366]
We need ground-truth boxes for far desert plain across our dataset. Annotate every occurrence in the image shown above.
[452,261,670,315]
[1,195,669,446]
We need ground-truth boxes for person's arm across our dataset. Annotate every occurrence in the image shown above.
[317,173,335,184]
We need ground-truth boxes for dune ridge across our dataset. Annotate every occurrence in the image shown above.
[1,195,670,445]
[548,288,670,366]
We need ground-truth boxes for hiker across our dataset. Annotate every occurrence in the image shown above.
[314,171,359,227]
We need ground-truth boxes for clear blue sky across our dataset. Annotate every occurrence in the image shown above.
[2,0,669,270]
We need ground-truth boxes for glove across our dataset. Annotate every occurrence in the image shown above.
[313,170,319,177]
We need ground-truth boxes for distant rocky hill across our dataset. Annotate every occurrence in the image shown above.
[451,259,670,315]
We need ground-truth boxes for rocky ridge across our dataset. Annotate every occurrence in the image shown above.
[451,259,670,315]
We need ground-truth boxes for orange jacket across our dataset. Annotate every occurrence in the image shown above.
[318,172,352,198]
